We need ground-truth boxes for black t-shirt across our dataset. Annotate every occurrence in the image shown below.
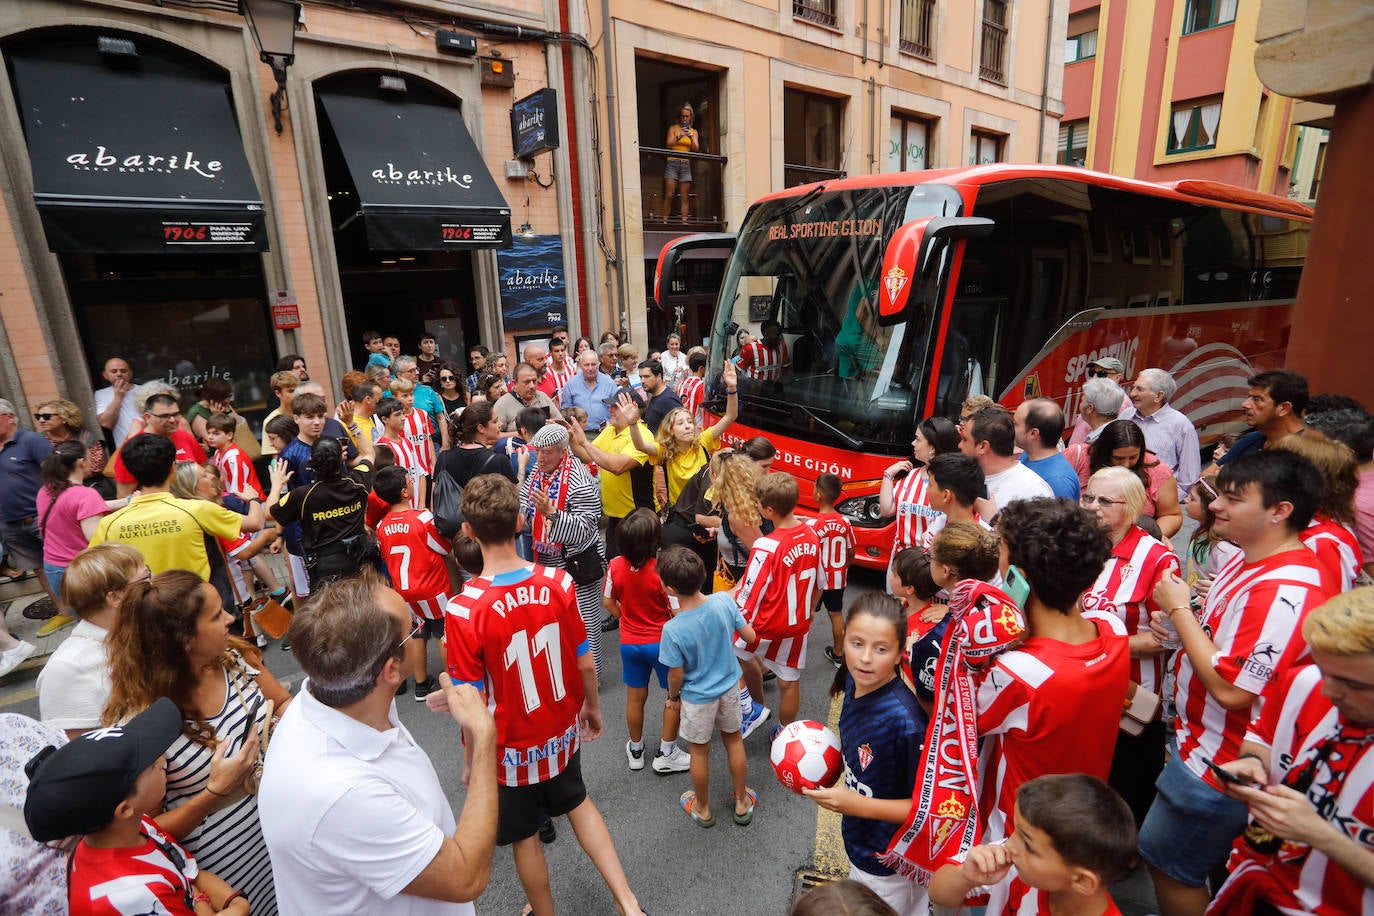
[643,388,684,435]
[435,445,516,486]
[272,463,374,551]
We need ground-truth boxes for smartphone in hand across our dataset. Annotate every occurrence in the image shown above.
[1204,756,1260,788]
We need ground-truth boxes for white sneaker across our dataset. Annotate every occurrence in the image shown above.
[652,744,691,775]
[625,740,645,771]
[0,641,37,678]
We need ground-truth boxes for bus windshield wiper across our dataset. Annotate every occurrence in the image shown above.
[742,392,865,450]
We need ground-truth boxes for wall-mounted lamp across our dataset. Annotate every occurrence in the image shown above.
[240,0,301,135]
[517,222,536,240]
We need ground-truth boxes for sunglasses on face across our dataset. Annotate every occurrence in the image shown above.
[1087,369,1110,378]
[398,618,424,650]
[33,413,55,421]
[1080,493,1123,508]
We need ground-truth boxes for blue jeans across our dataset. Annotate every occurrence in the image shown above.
[43,563,66,607]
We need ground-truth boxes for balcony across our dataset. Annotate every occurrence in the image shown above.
[793,0,838,29]
[899,0,936,60]
[640,146,727,234]
[979,0,1008,84]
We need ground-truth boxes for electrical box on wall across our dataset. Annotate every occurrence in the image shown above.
[435,30,478,56]
[480,56,515,88]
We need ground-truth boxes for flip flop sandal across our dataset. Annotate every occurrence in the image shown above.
[679,790,715,828]
[732,787,758,826]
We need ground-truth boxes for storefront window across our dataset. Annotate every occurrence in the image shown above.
[63,252,277,434]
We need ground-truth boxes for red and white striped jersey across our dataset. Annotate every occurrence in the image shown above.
[213,442,264,500]
[1302,514,1364,592]
[975,615,1128,843]
[1080,525,1180,694]
[377,435,424,510]
[445,564,588,787]
[735,524,822,667]
[1212,665,1374,916]
[548,364,575,400]
[806,511,855,591]
[401,409,435,474]
[1173,546,1337,779]
[377,508,451,617]
[68,815,198,916]
[891,469,943,553]
[737,339,790,381]
[1002,878,1124,916]
[921,511,988,553]
[677,374,705,426]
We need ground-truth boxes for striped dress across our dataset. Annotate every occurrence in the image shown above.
[163,651,277,915]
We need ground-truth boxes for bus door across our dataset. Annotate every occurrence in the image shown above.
[932,296,1004,417]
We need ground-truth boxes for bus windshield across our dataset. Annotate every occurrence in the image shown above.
[709,182,961,453]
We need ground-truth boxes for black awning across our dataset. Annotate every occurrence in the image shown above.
[319,90,511,251]
[9,55,268,254]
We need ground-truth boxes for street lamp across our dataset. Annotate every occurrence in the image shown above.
[240,0,300,135]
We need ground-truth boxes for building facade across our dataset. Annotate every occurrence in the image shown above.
[0,0,589,436]
[577,0,1070,348]
[1060,0,1295,194]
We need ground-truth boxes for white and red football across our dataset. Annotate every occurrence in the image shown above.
[770,720,844,795]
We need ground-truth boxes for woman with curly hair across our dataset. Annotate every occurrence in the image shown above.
[711,451,763,586]
[1065,418,1183,537]
[33,397,89,448]
[104,570,291,914]
[623,360,738,506]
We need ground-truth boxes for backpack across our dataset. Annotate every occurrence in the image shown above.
[431,469,465,539]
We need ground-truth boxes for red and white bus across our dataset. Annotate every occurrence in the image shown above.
[655,164,1311,570]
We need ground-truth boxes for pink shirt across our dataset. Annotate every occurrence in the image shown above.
[1356,467,1374,571]
[35,484,108,565]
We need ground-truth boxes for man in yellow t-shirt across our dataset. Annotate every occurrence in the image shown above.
[570,394,654,560]
[90,433,265,580]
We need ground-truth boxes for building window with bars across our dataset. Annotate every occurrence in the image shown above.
[793,0,838,28]
[889,115,932,171]
[1057,121,1088,166]
[1066,29,1096,63]
[980,0,1009,83]
[1167,99,1221,153]
[899,0,937,59]
[1183,0,1237,34]
[970,129,1003,165]
[784,88,846,187]
[1308,142,1327,201]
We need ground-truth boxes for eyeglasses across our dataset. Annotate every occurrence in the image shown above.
[1087,369,1110,378]
[33,413,55,421]
[1080,493,1124,508]
[151,411,181,420]
[397,618,424,650]
[439,375,456,381]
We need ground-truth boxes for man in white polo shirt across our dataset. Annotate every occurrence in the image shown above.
[258,572,498,916]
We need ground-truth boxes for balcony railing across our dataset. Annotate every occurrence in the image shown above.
[640,147,727,233]
[793,0,838,28]
[899,0,936,59]
[979,21,1007,83]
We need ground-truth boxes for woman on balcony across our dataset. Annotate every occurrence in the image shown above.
[664,102,699,222]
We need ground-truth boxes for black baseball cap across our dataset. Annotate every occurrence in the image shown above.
[602,388,645,409]
[24,697,181,842]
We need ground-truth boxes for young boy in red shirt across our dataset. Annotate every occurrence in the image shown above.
[734,472,822,735]
[391,377,436,492]
[807,472,855,668]
[375,465,451,701]
[604,508,688,774]
[375,399,425,510]
[24,698,252,915]
[444,475,644,916]
[203,413,264,500]
[929,774,1137,915]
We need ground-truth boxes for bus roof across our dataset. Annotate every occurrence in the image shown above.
[755,163,1313,222]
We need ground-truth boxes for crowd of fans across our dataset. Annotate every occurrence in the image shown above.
[0,332,1372,916]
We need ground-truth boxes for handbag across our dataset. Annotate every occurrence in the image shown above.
[246,593,292,640]
[432,469,465,539]
[713,552,738,594]
[562,541,605,586]
[1120,684,1162,736]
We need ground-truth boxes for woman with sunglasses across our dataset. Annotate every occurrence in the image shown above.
[104,569,292,914]
[435,362,466,414]
[1065,418,1183,538]
[1078,466,1180,826]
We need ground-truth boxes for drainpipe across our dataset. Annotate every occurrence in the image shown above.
[868,77,877,172]
[600,0,627,337]
[1037,0,1055,162]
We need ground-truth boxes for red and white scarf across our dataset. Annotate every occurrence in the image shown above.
[881,579,1026,884]
[527,454,574,557]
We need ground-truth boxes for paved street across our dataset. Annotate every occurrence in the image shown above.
[1,564,1161,914]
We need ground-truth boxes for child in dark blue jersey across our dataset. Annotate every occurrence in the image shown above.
[803,593,929,914]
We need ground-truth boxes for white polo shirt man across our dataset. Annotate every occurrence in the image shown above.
[258,683,474,916]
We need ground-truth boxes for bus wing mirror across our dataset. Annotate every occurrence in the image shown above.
[653,232,737,308]
[877,217,995,325]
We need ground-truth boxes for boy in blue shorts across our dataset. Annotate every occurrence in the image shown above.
[604,508,689,774]
[658,545,759,827]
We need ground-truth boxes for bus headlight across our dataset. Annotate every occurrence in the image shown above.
[836,495,888,528]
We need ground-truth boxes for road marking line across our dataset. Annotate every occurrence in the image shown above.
[0,687,37,708]
[811,690,848,876]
